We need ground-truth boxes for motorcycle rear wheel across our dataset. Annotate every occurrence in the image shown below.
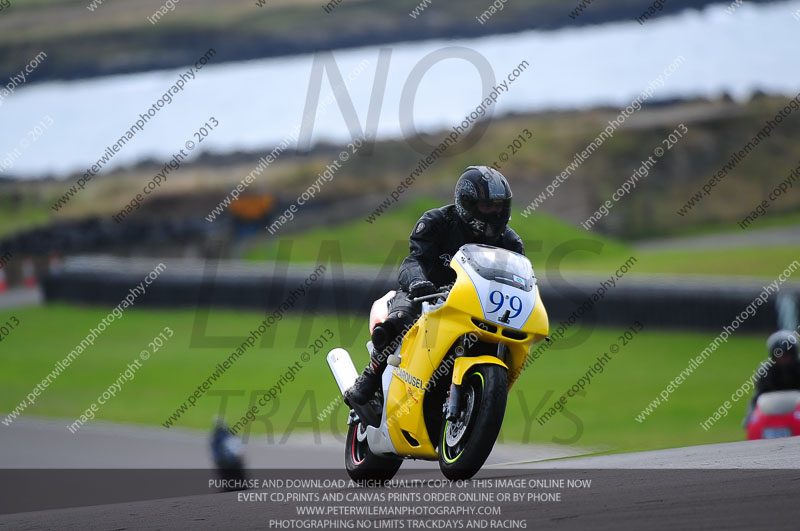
[344,422,402,482]
[438,364,507,480]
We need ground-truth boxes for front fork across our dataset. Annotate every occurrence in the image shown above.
[445,337,467,421]
[445,338,508,421]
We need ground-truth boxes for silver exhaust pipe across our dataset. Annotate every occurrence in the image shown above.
[326,348,359,396]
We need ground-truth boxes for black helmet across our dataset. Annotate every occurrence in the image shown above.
[766,330,799,365]
[454,165,512,239]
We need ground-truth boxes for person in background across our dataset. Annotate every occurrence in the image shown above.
[743,330,800,426]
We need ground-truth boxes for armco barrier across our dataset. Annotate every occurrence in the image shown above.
[42,256,797,332]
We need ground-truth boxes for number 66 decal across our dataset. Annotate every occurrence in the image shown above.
[487,290,522,318]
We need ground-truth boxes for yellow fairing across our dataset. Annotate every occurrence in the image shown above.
[385,260,549,459]
[452,356,507,385]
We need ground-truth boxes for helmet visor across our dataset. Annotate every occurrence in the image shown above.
[474,198,511,222]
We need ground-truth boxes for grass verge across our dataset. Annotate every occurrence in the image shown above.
[246,198,800,278]
[0,304,766,453]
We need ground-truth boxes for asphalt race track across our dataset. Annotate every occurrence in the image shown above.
[1,420,798,531]
[0,417,590,469]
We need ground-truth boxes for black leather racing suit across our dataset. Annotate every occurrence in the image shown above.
[376,204,524,362]
[398,205,524,292]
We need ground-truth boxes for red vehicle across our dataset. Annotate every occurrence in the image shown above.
[746,390,800,440]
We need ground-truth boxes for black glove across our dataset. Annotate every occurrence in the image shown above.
[409,279,437,299]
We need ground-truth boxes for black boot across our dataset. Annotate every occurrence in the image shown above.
[344,363,381,427]
[343,312,406,427]
[344,364,380,407]
[345,318,399,407]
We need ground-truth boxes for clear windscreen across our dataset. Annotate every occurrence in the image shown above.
[459,244,534,292]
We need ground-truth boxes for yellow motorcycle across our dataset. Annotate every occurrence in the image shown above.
[327,244,549,480]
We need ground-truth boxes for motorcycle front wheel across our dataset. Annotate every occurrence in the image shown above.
[438,364,508,480]
[344,422,402,482]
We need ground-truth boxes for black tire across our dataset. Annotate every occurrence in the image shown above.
[344,422,403,482]
[438,364,507,480]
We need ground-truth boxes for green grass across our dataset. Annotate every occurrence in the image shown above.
[246,198,800,279]
[0,305,769,453]
[556,245,800,278]
[510,327,765,452]
[0,198,50,238]
[630,210,800,240]
[734,211,800,233]
[246,198,630,267]
[612,247,800,277]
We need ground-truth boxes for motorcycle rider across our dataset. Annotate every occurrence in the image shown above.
[743,329,800,426]
[343,166,524,423]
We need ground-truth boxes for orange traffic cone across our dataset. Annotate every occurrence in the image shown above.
[22,258,37,288]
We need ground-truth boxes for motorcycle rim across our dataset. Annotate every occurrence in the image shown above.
[441,372,485,464]
[350,423,368,465]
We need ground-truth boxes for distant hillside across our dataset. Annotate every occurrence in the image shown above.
[0,0,776,82]
[2,96,799,244]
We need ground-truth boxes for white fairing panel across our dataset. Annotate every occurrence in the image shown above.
[757,390,800,416]
[326,348,360,396]
[364,363,400,456]
[455,246,537,330]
